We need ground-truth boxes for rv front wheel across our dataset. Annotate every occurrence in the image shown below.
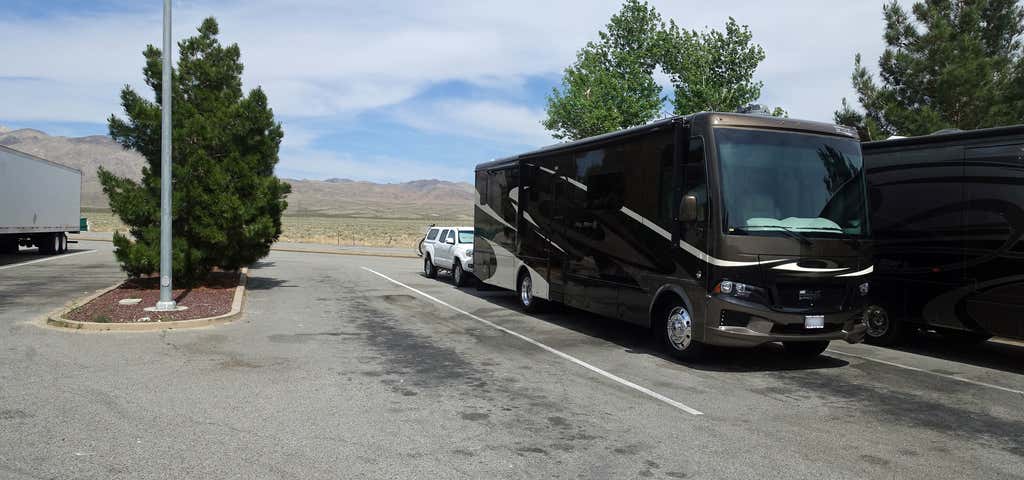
[656,301,704,361]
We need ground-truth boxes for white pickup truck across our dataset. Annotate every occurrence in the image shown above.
[420,226,474,286]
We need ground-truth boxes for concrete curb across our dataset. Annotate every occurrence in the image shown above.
[268,246,418,259]
[44,268,248,332]
[70,235,418,259]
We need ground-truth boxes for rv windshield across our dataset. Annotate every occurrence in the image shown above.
[715,127,869,238]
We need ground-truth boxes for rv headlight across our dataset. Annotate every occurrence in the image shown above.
[714,280,761,299]
[719,280,734,294]
[858,282,869,296]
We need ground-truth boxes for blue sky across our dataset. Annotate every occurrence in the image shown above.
[0,1,888,183]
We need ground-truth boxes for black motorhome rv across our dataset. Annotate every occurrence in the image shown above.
[862,125,1024,345]
[473,112,871,359]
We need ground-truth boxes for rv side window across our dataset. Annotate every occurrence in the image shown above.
[426,228,439,241]
[657,141,675,227]
[684,137,708,222]
[576,145,624,210]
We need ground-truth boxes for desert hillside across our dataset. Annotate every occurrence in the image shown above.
[0,126,473,221]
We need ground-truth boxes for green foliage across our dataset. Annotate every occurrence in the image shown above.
[834,97,884,141]
[543,2,782,141]
[662,17,769,115]
[99,17,291,285]
[542,0,665,140]
[839,0,1024,137]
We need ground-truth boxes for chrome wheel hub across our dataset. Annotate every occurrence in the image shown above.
[666,306,692,351]
[865,306,889,338]
[520,275,532,307]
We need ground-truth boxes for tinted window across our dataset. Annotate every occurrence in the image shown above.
[616,131,672,228]
[868,146,963,239]
[437,229,449,243]
[426,228,439,241]
[716,128,868,237]
[446,230,455,243]
[683,136,708,222]
[576,147,623,210]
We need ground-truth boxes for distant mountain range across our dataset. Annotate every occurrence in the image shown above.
[0,127,473,220]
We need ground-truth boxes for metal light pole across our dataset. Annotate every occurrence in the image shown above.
[154,0,176,311]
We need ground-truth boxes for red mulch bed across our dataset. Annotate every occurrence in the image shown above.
[66,271,240,323]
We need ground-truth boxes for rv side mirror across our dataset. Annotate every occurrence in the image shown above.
[679,195,698,223]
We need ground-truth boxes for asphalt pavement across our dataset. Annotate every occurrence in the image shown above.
[1,240,1022,479]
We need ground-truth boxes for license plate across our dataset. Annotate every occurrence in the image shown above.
[804,315,825,329]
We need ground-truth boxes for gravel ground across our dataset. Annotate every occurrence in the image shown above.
[65,271,239,323]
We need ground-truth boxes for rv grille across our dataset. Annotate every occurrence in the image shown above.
[773,284,847,312]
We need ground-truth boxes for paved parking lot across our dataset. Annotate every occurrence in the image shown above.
[1,240,1022,479]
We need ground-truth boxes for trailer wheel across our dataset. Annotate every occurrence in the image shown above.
[38,234,60,255]
[58,234,67,253]
[0,238,17,254]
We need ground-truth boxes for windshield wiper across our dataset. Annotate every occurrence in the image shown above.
[733,226,813,246]
[790,225,863,248]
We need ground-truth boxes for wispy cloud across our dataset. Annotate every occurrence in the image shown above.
[389,99,551,147]
[277,147,467,184]
[1,0,890,181]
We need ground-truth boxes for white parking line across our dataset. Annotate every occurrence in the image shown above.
[361,267,704,416]
[827,349,1024,396]
[0,250,96,271]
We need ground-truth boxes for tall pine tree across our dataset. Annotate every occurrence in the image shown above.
[99,17,290,285]
[837,0,1024,137]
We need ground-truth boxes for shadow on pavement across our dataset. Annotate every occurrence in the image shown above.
[457,278,848,373]
[0,248,93,267]
[882,333,1024,376]
[246,276,290,290]
[246,261,292,290]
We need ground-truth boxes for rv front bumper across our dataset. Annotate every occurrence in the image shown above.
[701,295,867,348]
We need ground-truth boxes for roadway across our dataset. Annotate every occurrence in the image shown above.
[0,240,1021,479]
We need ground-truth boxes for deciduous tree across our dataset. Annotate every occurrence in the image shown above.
[543,2,783,141]
[662,17,776,116]
[542,0,666,140]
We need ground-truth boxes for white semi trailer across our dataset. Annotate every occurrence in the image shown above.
[0,144,82,255]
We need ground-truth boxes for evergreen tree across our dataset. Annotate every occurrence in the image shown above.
[838,0,1024,137]
[834,97,884,141]
[99,17,290,285]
